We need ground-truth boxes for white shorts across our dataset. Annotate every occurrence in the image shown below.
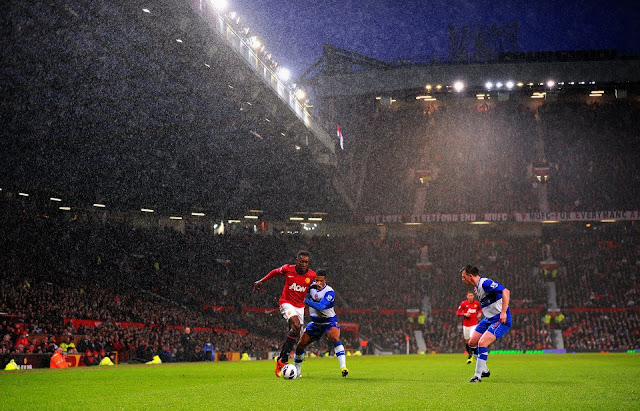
[463,325,477,340]
[280,303,304,323]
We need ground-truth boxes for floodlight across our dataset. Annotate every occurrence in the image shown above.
[278,68,291,81]
[249,36,261,49]
[506,81,514,89]
[547,80,555,88]
[211,0,228,11]
[485,82,493,89]
[453,81,464,92]
[295,89,306,100]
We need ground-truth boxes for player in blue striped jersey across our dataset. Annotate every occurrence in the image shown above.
[461,265,511,383]
[294,269,349,377]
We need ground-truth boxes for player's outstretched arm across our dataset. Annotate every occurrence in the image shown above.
[252,268,282,291]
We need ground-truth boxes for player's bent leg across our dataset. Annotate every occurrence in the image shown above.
[327,327,348,377]
[478,320,510,378]
[294,332,311,377]
[279,316,302,364]
[467,332,482,364]
[475,330,497,378]
[466,319,488,373]
[464,338,473,363]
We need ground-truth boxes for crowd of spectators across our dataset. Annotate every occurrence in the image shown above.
[339,99,639,214]
[562,310,640,352]
[1,198,639,362]
[540,101,640,211]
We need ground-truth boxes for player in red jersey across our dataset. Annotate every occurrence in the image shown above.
[457,291,482,364]
[253,250,316,377]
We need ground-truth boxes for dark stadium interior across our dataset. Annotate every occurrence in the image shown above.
[1,0,343,218]
[1,0,639,367]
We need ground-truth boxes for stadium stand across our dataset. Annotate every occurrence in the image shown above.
[1,198,638,358]
[1,0,639,366]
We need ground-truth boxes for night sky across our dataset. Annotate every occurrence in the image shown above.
[230,0,640,78]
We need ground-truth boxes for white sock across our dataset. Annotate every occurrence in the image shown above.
[294,350,304,374]
[334,342,346,368]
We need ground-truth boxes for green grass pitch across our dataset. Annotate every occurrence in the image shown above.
[1,354,639,410]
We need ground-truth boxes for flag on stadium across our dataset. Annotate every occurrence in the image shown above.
[336,124,344,150]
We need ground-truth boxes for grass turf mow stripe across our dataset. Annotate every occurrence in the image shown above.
[1,354,639,410]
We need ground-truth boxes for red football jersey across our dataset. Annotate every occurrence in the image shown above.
[457,300,481,327]
[260,264,316,308]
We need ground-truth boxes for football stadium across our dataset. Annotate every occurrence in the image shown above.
[1,0,639,409]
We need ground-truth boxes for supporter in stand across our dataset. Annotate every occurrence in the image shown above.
[82,349,98,366]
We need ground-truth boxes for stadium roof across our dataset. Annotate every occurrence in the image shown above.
[1,0,347,219]
[306,44,640,98]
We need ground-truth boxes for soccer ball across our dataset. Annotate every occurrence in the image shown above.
[281,364,298,380]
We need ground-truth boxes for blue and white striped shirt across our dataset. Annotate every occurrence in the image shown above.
[307,284,337,324]
[475,277,510,322]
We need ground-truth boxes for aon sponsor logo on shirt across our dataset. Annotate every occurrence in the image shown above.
[289,283,307,292]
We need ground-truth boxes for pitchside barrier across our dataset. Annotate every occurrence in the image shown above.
[1,352,119,369]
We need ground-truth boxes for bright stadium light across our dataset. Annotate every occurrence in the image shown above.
[277,68,291,82]
[249,36,261,49]
[211,0,228,11]
[485,81,493,89]
[506,81,515,89]
[295,89,306,100]
[453,81,464,92]
[496,82,503,89]
[547,80,555,88]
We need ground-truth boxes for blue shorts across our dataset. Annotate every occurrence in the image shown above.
[474,316,512,340]
[304,320,340,342]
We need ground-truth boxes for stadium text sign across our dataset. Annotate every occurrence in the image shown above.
[515,211,640,222]
[360,211,640,224]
